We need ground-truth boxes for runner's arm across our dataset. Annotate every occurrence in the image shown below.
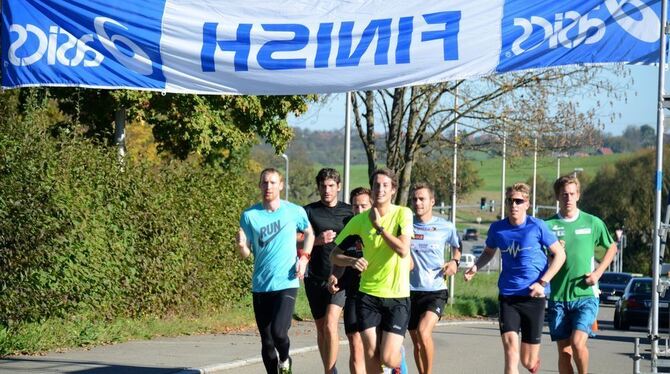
[585,242,618,285]
[331,246,368,272]
[236,228,251,259]
[378,230,411,258]
[464,246,495,281]
[443,245,462,276]
[538,240,567,284]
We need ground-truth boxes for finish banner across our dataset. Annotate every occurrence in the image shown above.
[2,0,664,95]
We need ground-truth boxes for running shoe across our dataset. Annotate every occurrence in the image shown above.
[278,356,292,374]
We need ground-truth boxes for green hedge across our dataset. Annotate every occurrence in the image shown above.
[0,91,254,328]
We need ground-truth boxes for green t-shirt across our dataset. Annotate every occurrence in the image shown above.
[335,204,413,298]
[545,210,615,301]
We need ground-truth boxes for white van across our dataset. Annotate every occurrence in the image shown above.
[459,253,476,269]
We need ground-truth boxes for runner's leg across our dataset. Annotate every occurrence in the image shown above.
[272,288,297,363]
[253,292,279,373]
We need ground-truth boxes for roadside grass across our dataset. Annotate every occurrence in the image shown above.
[0,302,256,356]
[1,275,497,356]
[444,272,499,318]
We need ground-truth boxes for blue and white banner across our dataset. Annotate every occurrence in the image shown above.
[2,0,665,95]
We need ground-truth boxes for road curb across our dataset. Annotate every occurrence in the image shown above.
[176,319,497,373]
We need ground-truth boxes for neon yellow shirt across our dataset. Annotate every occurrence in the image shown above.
[336,205,413,298]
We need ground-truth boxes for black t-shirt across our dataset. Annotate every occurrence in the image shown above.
[339,238,363,293]
[304,200,353,280]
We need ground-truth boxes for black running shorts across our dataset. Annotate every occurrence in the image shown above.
[408,289,449,330]
[357,291,410,336]
[304,277,346,320]
[498,295,545,344]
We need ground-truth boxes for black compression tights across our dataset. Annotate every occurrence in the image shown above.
[253,288,297,374]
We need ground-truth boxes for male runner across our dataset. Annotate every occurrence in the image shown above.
[303,168,353,374]
[546,175,617,374]
[409,182,461,374]
[328,186,372,374]
[331,168,413,373]
[237,168,315,374]
[465,182,565,374]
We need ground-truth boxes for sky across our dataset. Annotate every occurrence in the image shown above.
[288,65,666,136]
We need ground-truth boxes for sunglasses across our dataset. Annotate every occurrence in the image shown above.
[506,198,526,205]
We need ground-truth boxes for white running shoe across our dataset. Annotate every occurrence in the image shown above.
[278,357,292,374]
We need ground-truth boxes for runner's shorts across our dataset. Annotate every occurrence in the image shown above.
[547,296,599,341]
[304,277,346,320]
[357,291,410,336]
[408,289,449,330]
[498,295,545,344]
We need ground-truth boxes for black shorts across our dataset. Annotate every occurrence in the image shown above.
[343,292,359,334]
[408,289,449,330]
[498,295,545,344]
[304,277,346,320]
[357,292,410,336]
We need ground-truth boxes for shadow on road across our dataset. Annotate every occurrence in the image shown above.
[0,357,181,374]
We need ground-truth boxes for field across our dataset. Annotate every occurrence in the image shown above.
[317,152,630,230]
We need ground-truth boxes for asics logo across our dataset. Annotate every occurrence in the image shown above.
[8,17,153,75]
[511,0,660,56]
[604,0,660,43]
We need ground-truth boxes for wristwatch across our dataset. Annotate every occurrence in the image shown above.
[538,279,548,287]
[376,226,384,235]
[452,258,460,267]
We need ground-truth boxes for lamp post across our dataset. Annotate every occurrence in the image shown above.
[281,153,289,201]
[556,156,562,213]
[532,138,537,216]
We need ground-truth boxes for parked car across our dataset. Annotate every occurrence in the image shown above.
[463,228,478,241]
[459,254,476,269]
[471,245,485,257]
[600,272,636,304]
[613,277,670,330]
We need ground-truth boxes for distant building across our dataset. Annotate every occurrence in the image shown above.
[573,151,590,157]
[596,147,614,155]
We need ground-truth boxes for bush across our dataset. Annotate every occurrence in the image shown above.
[0,89,254,330]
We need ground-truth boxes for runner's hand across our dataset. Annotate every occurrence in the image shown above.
[369,208,382,231]
[529,282,546,298]
[296,255,309,279]
[327,275,339,294]
[443,260,458,277]
[464,265,478,281]
[316,230,336,245]
[584,272,600,286]
[236,228,247,249]
[352,257,368,272]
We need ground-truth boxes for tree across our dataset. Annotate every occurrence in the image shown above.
[250,142,317,205]
[47,89,317,167]
[350,66,629,204]
[581,147,670,275]
[411,153,483,205]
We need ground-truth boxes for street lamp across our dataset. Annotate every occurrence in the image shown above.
[281,153,289,201]
[555,155,562,213]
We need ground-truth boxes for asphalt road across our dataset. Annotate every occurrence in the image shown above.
[3,305,666,374]
[227,305,652,374]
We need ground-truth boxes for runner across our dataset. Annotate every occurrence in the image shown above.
[331,168,413,373]
[409,182,461,374]
[545,175,618,374]
[328,186,372,374]
[303,168,353,374]
[464,182,566,374]
[237,168,315,374]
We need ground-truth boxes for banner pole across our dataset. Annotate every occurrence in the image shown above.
[651,0,668,372]
[343,92,352,203]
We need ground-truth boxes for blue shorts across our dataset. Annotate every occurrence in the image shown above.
[547,297,599,341]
